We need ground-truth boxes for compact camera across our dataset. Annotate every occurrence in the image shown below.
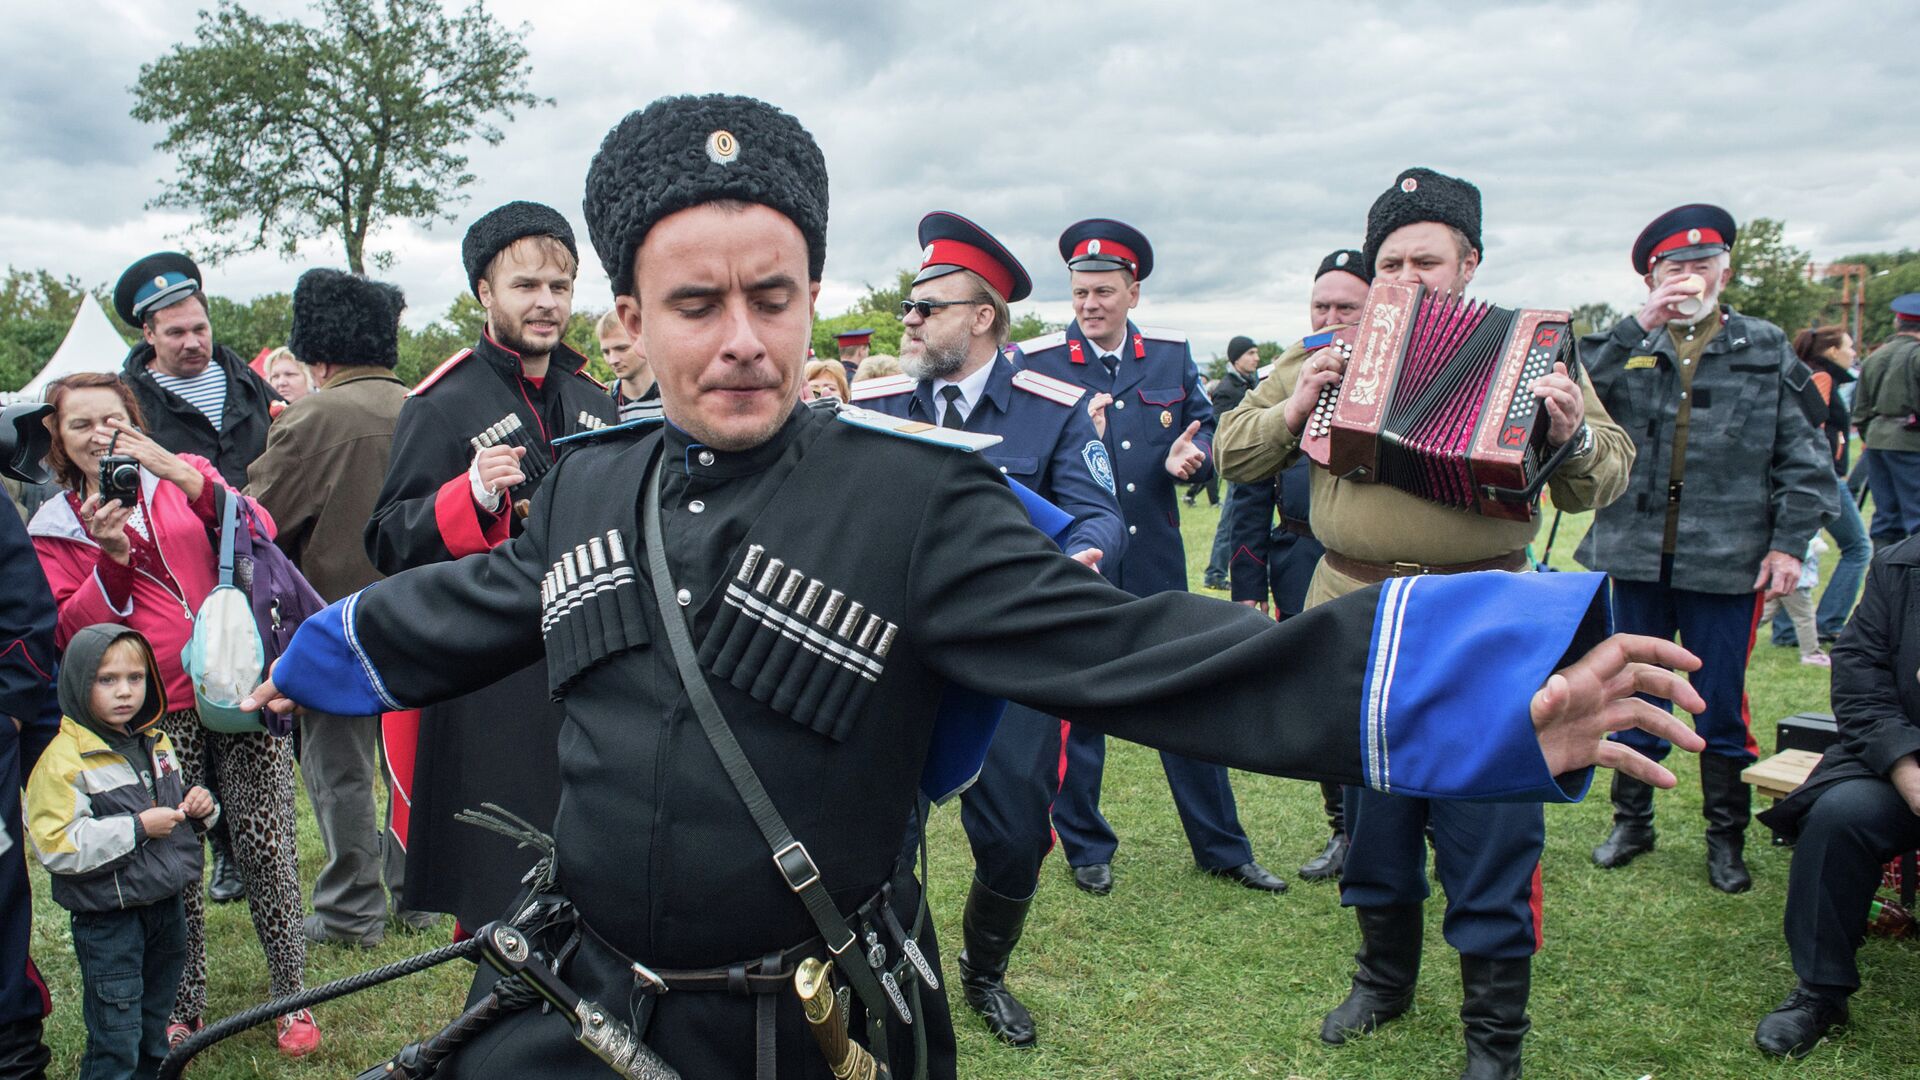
[98,431,140,506]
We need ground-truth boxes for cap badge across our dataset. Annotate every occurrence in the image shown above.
[1686,227,1702,243]
[1160,409,1173,428]
[1400,177,1418,193]
[1087,239,1102,255]
[152,275,169,289]
[923,244,935,263]
[1335,252,1350,267]
[706,129,739,165]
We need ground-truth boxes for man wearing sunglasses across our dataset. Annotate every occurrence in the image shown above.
[851,211,1124,1048]
[1016,219,1284,898]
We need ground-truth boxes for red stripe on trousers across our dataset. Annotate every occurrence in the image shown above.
[1528,862,1546,953]
[1741,592,1763,758]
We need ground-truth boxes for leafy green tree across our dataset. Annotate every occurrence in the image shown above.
[1570,302,1623,338]
[1722,218,1832,335]
[0,269,132,392]
[1007,312,1058,345]
[204,292,292,361]
[130,0,548,274]
[1832,249,1920,346]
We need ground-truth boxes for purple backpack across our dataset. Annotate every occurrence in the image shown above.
[228,494,326,681]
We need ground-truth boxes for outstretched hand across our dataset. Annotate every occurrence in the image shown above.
[1530,633,1706,788]
[241,664,298,721]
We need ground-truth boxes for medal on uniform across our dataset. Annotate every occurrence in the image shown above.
[1160,409,1173,428]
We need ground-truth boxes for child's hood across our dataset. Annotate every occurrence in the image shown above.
[58,623,166,740]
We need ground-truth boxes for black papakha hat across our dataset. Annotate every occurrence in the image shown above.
[584,94,830,298]
[1316,248,1371,283]
[113,251,203,328]
[1364,168,1482,275]
[461,201,578,297]
[288,269,406,370]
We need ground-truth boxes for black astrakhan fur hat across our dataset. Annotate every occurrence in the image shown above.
[461,201,578,296]
[287,269,405,370]
[1364,168,1482,275]
[584,94,829,297]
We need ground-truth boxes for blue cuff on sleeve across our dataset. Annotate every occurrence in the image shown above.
[1361,571,1611,802]
[1004,476,1073,548]
[272,591,403,716]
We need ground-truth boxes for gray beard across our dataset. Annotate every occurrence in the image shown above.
[903,340,968,381]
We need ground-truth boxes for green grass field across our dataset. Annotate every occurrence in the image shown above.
[26,503,1920,1078]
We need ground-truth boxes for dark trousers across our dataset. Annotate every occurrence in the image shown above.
[1609,574,1762,762]
[1202,483,1240,582]
[1864,447,1920,544]
[70,897,187,1080]
[1339,788,1545,959]
[1784,777,1920,994]
[0,736,50,1079]
[959,703,1066,899]
[1054,725,1254,871]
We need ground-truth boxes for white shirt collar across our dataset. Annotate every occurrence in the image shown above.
[934,358,997,424]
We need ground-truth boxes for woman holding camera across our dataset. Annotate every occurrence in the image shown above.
[27,373,317,1058]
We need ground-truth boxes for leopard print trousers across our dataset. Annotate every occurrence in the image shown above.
[159,709,306,1024]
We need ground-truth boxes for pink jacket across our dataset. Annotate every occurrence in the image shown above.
[29,455,276,707]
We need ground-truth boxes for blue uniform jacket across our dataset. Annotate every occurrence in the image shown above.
[852,355,1126,564]
[1014,320,1213,596]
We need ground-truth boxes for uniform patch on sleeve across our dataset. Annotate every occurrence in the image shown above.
[1082,440,1116,494]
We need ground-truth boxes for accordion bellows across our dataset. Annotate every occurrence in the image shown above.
[1302,281,1575,521]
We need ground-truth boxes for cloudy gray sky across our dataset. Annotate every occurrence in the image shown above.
[4,0,1914,357]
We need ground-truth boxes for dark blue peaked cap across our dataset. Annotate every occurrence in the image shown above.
[916,211,1032,303]
[1058,218,1154,281]
[1631,204,1736,275]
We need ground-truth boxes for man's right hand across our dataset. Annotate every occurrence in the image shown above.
[1634,276,1704,333]
[1282,348,1346,436]
[1892,754,1920,818]
[471,445,528,511]
[138,806,185,839]
[1086,392,1113,439]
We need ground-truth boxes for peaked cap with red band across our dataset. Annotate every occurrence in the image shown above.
[1632,203,1736,275]
[1058,218,1154,281]
[914,211,1032,303]
[834,328,873,346]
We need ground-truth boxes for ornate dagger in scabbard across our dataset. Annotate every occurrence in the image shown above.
[794,958,879,1080]
[477,924,679,1080]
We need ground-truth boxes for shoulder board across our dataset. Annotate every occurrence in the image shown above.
[1257,362,1275,381]
[408,349,473,396]
[1137,325,1188,344]
[833,406,1004,453]
[570,367,609,392]
[1010,369,1088,407]
[552,415,664,449]
[1013,330,1067,355]
[849,373,916,402]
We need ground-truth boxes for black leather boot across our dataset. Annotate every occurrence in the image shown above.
[1754,983,1849,1058]
[958,879,1037,1047]
[1321,904,1422,1044]
[1700,755,1753,893]
[1459,954,1529,1080]
[0,1017,51,1080]
[1590,773,1656,869]
[1300,782,1348,881]
[206,818,245,903]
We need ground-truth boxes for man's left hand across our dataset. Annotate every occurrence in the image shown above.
[1530,633,1706,788]
[1531,362,1585,446]
[1754,551,1803,601]
[1165,421,1206,480]
[1069,548,1104,570]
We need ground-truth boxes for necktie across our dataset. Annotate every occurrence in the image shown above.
[1101,353,1119,380]
[940,385,966,429]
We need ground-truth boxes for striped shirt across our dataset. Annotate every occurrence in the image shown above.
[148,365,228,430]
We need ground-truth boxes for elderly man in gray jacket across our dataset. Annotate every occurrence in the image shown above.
[1577,204,1837,895]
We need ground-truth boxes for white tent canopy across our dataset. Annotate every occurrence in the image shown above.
[9,293,130,402]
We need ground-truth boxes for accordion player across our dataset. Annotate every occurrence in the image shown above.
[1301,280,1580,521]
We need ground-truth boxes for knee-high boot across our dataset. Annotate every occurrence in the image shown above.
[958,879,1037,1047]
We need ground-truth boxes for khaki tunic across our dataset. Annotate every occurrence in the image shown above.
[1216,332,1635,604]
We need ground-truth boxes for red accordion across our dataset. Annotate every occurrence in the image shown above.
[1301,281,1577,522]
